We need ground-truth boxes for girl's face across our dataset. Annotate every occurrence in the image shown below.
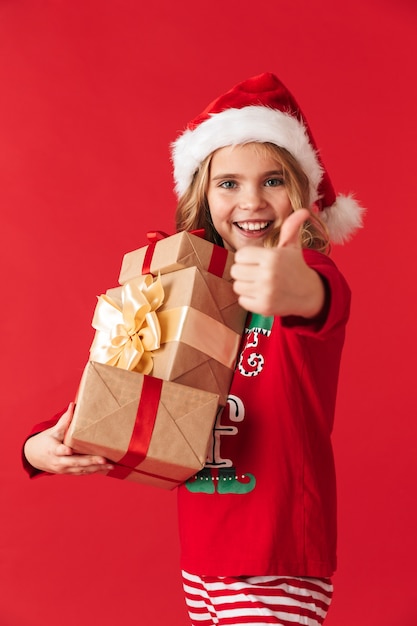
[206,143,293,252]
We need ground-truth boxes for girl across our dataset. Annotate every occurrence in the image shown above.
[23,72,364,625]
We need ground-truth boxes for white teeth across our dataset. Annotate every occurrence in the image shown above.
[236,221,270,232]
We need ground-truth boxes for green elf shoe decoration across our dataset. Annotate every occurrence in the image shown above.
[185,467,215,494]
[216,467,256,494]
[185,467,256,494]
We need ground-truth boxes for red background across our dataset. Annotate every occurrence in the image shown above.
[1,1,416,624]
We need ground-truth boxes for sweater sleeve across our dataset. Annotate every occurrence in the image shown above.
[281,249,351,338]
[22,409,66,478]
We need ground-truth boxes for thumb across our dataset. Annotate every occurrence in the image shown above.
[277,208,310,248]
[53,402,75,441]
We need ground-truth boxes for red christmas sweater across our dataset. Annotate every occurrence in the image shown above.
[23,250,350,578]
[177,249,350,577]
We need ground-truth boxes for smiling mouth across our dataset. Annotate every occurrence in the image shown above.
[235,221,272,232]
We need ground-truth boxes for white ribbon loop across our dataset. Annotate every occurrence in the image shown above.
[90,275,164,374]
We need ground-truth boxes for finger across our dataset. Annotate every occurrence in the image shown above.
[55,442,74,457]
[63,456,113,475]
[237,294,264,314]
[71,463,114,476]
[277,208,310,248]
[231,261,259,282]
[52,403,76,456]
[233,246,263,266]
[233,279,257,298]
[53,402,75,439]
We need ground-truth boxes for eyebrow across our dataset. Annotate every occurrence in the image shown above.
[210,169,284,181]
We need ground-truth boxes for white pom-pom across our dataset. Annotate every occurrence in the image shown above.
[321,194,366,244]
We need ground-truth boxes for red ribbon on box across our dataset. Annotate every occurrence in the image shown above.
[142,229,228,278]
[146,228,205,242]
[107,375,163,479]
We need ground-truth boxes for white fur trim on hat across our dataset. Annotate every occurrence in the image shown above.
[172,106,323,201]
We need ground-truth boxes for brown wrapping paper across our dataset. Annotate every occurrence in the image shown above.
[64,361,219,490]
[105,267,247,405]
[119,231,234,284]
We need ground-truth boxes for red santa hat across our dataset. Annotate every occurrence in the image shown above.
[171,72,364,244]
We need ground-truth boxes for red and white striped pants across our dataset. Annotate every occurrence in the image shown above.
[182,570,333,626]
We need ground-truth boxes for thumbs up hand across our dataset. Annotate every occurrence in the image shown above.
[230,209,325,318]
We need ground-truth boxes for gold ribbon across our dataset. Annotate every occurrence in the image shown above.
[90,275,164,374]
[158,307,240,370]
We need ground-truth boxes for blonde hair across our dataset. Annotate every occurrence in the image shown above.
[175,142,330,253]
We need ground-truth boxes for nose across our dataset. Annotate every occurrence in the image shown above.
[238,185,266,211]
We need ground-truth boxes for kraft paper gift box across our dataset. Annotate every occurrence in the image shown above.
[90,267,246,406]
[118,230,234,284]
[64,361,219,490]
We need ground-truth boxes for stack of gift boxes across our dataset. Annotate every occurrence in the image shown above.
[64,232,247,489]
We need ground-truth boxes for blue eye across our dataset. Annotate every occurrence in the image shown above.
[265,178,284,187]
[219,180,237,189]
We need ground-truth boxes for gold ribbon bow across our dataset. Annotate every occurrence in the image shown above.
[90,275,164,374]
